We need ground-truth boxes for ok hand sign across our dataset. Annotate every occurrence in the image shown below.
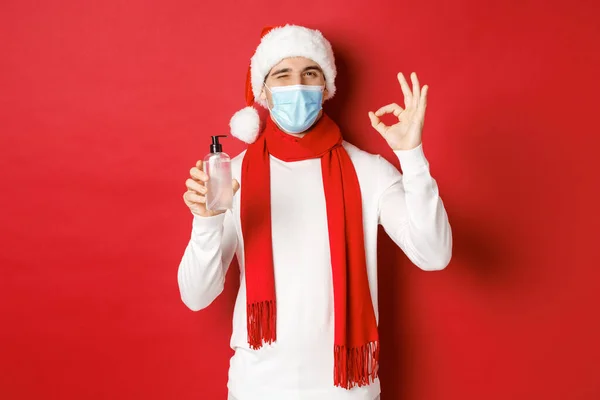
[368,72,428,151]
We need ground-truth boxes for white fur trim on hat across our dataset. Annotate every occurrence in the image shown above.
[229,106,261,144]
[251,24,337,108]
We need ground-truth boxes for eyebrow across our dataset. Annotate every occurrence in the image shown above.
[269,65,323,77]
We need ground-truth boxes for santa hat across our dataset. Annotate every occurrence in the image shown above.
[229,24,337,144]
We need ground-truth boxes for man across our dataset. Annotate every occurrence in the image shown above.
[179,24,452,400]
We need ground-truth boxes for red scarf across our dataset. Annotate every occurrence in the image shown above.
[240,113,379,389]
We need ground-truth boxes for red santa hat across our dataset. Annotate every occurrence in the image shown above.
[229,24,337,144]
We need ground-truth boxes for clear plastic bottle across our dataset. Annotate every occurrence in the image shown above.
[204,135,233,211]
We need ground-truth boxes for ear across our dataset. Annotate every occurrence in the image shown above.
[260,87,267,101]
[323,87,329,102]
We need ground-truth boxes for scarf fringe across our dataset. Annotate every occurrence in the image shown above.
[334,341,380,389]
[247,300,277,349]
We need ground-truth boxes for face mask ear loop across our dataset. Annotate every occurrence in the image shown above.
[264,83,273,112]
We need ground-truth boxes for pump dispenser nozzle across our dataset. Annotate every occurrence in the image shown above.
[210,135,227,153]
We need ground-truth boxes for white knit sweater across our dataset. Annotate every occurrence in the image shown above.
[178,141,452,400]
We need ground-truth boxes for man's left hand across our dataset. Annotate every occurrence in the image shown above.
[368,72,428,151]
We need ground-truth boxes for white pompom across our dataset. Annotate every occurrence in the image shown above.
[229,106,261,144]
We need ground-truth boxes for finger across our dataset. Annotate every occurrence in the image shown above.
[397,72,413,108]
[184,190,206,204]
[368,111,389,136]
[232,179,240,194]
[374,103,404,118]
[186,178,207,194]
[190,167,209,182]
[411,72,420,109]
[419,84,428,117]
[195,160,203,169]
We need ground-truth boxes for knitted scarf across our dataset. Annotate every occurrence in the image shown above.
[240,112,379,389]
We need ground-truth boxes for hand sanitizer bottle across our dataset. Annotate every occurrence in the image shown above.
[204,135,233,211]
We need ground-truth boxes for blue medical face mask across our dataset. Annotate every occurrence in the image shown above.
[264,84,325,134]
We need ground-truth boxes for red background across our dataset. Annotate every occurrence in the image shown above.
[1,0,599,399]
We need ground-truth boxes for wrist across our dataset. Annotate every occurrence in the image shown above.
[390,140,422,151]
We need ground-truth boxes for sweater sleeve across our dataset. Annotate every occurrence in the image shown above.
[377,144,452,270]
[177,210,238,311]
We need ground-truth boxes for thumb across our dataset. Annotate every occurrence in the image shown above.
[368,111,385,136]
[232,179,240,195]
[368,111,378,126]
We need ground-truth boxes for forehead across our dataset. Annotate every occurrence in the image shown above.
[270,56,321,71]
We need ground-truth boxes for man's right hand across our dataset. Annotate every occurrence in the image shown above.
[183,160,240,217]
